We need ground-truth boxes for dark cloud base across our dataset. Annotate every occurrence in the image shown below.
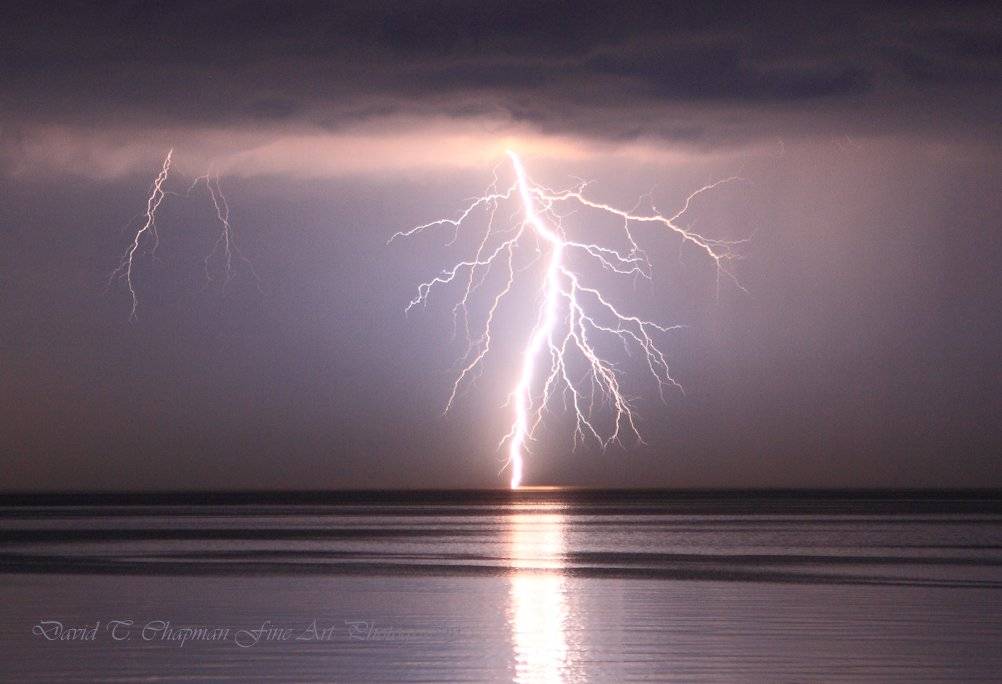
[1,1,999,145]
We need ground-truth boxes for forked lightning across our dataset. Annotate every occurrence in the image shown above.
[393,151,744,488]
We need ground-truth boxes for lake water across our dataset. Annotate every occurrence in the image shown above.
[2,490,1001,682]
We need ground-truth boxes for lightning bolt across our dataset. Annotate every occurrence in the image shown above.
[110,149,173,320]
[187,170,261,289]
[393,150,744,488]
[109,151,258,319]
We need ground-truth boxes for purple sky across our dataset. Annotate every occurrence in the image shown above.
[1,1,1000,489]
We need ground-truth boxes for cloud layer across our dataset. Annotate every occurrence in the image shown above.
[2,1,1000,176]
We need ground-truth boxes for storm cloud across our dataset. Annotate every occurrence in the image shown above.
[2,1,1000,175]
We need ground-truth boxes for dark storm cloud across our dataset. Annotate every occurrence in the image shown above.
[585,51,869,101]
[894,28,1002,84]
[1,1,999,144]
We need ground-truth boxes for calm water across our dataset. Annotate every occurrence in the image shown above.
[1,490,1001,682]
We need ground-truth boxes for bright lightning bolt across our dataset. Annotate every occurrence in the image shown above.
[109,150,258,319]
[393,150,745,489]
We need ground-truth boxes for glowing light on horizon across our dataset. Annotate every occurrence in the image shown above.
[110,150,258,319]
[393,150,744,488]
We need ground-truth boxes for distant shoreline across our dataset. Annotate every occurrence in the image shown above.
[2,488,1002,512]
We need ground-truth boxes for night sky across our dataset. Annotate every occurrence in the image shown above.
[2,1,1000,490]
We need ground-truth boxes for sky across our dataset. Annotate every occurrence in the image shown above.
[1,1,1001,490]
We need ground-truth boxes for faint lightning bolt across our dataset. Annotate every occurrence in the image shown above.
[110,149,173,320]
[109,151,258,319]
[188,170,261,289]
[392,150,745,488]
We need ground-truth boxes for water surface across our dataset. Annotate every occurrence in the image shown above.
[2,490,1001,682]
